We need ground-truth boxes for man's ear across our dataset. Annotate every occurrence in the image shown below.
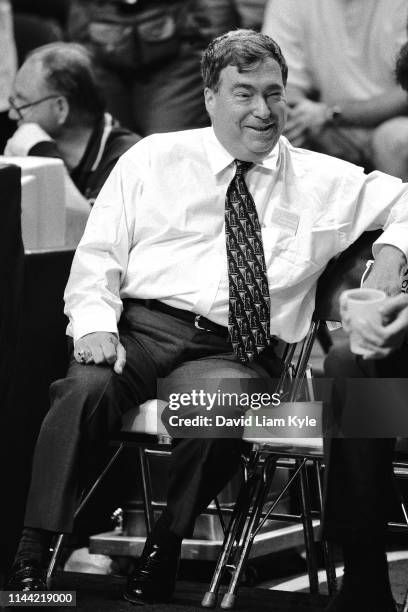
[204,87,216,118]
[55,96,69,126]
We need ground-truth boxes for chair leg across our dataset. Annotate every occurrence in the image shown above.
[320,537,337,595]
[138,446,155,536]
[220,458,277,610]
[46,534,65,589]
[289,321,319,402]
[213,496,227,536]
[402,588,408,612]
[400,498,408,525]
[202,453,260,609]
[315,461,337,595]
[298,460,319,595]
[45,443,125,586]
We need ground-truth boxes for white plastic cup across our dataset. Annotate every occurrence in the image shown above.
[341,288,387,355]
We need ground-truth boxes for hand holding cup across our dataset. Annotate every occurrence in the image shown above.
[340,288,387,355]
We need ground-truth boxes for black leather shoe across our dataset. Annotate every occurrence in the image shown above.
[6,560,47,591]
[124,534,181,604]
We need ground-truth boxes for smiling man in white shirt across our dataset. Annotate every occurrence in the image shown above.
[7,29,408,610]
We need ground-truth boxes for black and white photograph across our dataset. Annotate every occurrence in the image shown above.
[2,1,408,610]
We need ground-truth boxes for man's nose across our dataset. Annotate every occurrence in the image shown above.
[252,96,271,119]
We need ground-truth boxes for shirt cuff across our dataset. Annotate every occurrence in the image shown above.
[68,306,119,343]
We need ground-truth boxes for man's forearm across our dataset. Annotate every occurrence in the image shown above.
[364,245,407,296]
[334,88,408,128]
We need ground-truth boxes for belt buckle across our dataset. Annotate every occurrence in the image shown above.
[194,315,211,332]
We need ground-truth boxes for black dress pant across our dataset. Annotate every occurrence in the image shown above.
[322,342,408,542]
[24,300,280,536]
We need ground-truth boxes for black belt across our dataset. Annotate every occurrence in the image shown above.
[145,300,229,338]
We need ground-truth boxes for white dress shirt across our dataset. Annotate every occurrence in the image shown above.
[65,127,408,344]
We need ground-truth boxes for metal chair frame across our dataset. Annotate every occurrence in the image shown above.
[46,430,232,588]
[202,447,335,610]
[201,318,338,609]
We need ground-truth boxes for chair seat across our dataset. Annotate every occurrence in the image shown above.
[242,403,323,455]
[120,401,323,453]
[120,399,168,436]
[242,435,323,456]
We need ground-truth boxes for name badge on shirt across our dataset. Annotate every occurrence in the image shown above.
[271,207,300,235]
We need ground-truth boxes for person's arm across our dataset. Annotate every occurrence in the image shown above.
[335,168,408,297]
[284,86,408,147]
[64,146,143,367]
[333,87,408,128]
[330,170,408,358]
[363,245,406,296]
[338,177,408,359]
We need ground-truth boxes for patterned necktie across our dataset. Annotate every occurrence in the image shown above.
[225,160,271,363]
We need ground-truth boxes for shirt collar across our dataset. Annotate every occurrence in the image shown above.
[204,126,280,175]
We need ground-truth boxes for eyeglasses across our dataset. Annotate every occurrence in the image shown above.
[8,94,60,120]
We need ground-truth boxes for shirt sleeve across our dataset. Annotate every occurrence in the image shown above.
[262,0,314,94]
[337,169,408,261]
[64,147,142,342]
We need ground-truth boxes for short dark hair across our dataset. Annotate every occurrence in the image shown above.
[28,42,105,124]
[201,29,288,91]
[396,42,408,92]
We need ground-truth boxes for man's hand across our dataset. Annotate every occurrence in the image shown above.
[350,294,408,359]
[284,99,329,146]
[363,245,406,296]
[3,122,53,156]
[74,332,126,374]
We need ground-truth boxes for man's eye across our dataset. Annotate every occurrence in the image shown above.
[235,92,251,99]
